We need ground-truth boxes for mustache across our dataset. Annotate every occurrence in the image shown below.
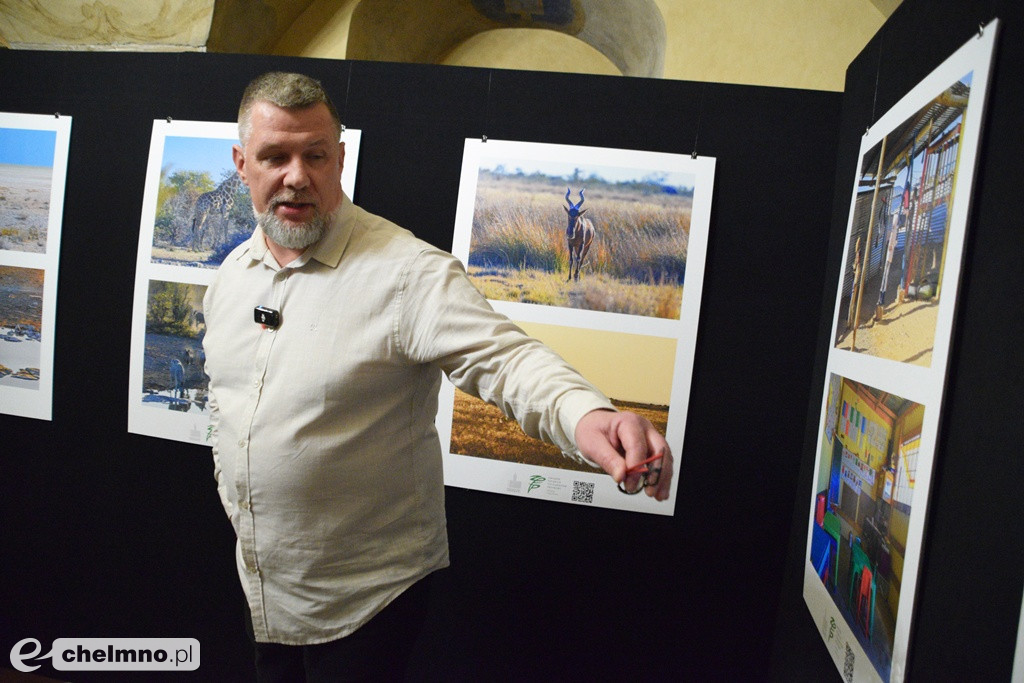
[270,191,317,208]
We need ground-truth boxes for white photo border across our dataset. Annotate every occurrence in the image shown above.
[442,137,716,515]
[127,119,361,444]
[803,21,1000,683]
[0,112,72,421]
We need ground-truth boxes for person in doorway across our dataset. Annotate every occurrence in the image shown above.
[202,71,673,682]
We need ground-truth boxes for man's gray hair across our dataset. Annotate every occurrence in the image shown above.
[237,71,342,144]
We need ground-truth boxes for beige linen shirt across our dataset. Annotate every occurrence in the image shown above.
[202,195,612,645]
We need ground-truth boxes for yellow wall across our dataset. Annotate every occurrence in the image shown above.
[654,0,888,90]
[836,381,890,472]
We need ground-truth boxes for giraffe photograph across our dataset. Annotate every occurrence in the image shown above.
[130,120,358,444]
[453,139,714,321]
[0,126,57,254]
[150,134,254,269]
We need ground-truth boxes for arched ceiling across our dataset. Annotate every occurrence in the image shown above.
[0,0,902,90]
[345,0,664,77]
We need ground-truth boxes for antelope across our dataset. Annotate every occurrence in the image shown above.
[564,188,595,282]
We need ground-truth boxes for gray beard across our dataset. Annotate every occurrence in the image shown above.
[256,204,332,250]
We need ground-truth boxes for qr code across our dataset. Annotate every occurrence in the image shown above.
[572,481,595,503]
[843,643,855,682]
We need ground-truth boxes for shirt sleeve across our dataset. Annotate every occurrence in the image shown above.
[393,247,614,461]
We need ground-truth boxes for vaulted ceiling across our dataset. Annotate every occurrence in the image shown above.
[0,0,902,91]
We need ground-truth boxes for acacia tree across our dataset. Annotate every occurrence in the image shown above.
[154,169,214,246]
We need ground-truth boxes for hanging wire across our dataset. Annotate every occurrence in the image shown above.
[867,22,886,135]
[482,71,493,142]
[341,62,353,134]
[691,83,706,158]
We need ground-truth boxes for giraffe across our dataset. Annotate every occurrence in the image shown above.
[190,172,246,251]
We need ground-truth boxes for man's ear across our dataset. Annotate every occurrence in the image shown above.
[232,144,248,185]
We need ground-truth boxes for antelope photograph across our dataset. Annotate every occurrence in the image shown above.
[149,135,253,269]
[465,154,695,320]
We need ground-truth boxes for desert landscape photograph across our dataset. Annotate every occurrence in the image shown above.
[449,320,675,472]
[0,126,57,254]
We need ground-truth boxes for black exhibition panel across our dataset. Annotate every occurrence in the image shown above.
[771,0,1024,680]
[0,49,839,681]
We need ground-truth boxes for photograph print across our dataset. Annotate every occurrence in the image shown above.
[128,119,362,444]
[833,69,981,367]
[446,138,714,514]
[0,112,71,421]
[442,317,683,515]
[449,320,675,473]
[150,132,253,270]
[143,120,362,271]
[140,279,209,416]
[0,265,44,389]
[807,21,999,683]
[453,138,715,321]
[807,374,923,683]
[0,125,57,254]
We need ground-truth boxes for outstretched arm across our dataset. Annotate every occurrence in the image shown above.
[574,409,673,501]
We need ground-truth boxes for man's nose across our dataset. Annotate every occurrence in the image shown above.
[283,158,310,189]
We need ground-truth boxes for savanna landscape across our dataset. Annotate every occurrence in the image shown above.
[142,280,208,412]
[450,388,669,473]
[0,163,51,253]
[469,169,692,319]
[151,167,253,269]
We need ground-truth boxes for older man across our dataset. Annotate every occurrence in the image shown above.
[203,71,672,681]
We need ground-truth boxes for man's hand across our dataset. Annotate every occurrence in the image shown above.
[574,409,673,501]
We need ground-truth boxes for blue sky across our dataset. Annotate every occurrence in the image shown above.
[162,136,238,177]
[0,128,57,167]
[482,157,695,191]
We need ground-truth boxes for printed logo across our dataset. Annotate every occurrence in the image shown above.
[527,475,546,493]
[10,638,200,672]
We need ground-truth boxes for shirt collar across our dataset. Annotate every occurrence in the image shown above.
[238,193,355,270]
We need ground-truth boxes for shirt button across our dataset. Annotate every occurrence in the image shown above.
[239,500,250,510]
[237,439,246,448]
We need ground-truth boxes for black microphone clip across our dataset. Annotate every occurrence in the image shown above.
[254,305,281,329]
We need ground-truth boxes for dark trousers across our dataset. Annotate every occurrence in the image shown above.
[245,575,434,683]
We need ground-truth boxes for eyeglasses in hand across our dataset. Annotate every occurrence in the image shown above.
[617,454,664,495]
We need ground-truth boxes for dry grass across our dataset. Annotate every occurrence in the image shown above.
[469,266,682,318]
[469,172,690,318]
[450,388,669,473]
